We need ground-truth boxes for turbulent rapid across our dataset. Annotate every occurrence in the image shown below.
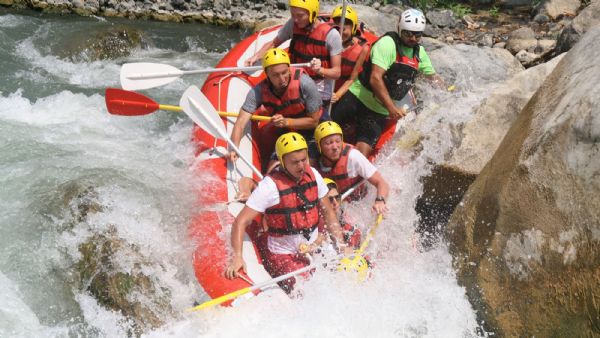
[0,7,491,337]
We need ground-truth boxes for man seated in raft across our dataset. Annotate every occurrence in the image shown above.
[229,48,323,174]
[314,121,390,215]
[225,132,352,293]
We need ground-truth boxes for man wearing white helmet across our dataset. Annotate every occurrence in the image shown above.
[331,9,443,158]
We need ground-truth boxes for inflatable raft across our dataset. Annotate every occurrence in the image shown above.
[189,22,408,306]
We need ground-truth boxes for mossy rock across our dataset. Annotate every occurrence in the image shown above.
[77,231,173,335]
[59,25,145,62]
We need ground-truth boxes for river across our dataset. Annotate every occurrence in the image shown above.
[0,7,485,337]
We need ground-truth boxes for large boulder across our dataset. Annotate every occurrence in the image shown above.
[426,44,523,91]
[408,44,524,244]
[320,3,398,35]
[57,25,145,61]
[533,0,581,20]
[446,26,600,336]
[444,52,565,175]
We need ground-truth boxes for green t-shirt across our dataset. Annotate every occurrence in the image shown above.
[348,35,435,115]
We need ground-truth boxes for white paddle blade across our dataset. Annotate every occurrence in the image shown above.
[120,62,183,90]
[179,86,226,139]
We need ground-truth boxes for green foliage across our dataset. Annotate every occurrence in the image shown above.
[408,0,473,18]
[489,5,499,18]
[449,3,472,17]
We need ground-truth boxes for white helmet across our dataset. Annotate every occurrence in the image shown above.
[398,9,426,33]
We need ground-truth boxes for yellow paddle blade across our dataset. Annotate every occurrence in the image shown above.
[186,286,251,312]
[338,255,370,281]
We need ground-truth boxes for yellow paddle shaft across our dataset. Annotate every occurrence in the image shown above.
[157,104,271,122]
[355,214,384,256]
[186,287,251,312]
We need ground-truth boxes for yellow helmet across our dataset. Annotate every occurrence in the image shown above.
[262,48,291,69]
[275,132,308,167]
[323,177,338,189]
[289,0,319,24]
[314,121,343,152]
[332,5,358,35]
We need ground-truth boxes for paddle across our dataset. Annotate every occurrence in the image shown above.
[121,62,311,90]
[338,213,383,280]
[326,0,347,117]
[180,85,264,179]
[104,88,271,122]
[187,257,314,311]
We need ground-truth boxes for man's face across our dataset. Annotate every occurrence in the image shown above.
[326,187,342,214]
[400,30,422,48]
[320,134,343,161]
[333,18,353,42]
[290,7,311,29]
[282,149,308,179]
[266,64,291,90]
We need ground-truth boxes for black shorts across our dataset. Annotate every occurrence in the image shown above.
[331,92,388,148]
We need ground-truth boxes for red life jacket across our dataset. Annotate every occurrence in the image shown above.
[289,22,334,78]
[265,165,320,238]
[358,31,420,101]
[260,67,306,118]
[335,36,369,92]
[320,143,362,194]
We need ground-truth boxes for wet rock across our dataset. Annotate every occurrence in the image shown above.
[427,44,523,91]
[497,0,535,7]
[515,49,541,64]
[533,13,551,23]
[474,33,494,47]
[419,36,448,52]
[426,9,457,28]
[506,27,538,54]
[77,229,173,335]
[555,0,600,54]
[321,4,398,36]
[60,25,145,61]
[1,0,27,5]
[444,53,563,176]
[446,26,600,337]
[533,0,581,20]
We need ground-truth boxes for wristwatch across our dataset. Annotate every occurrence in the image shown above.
[375,196,386,203]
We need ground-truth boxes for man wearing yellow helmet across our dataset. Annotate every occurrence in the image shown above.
[330,5,370,105]
[244,0,342,111]
[314,121,389,215]
[226,132,351,293]
[229,48,323,170]
[331,9,444,158]
[320,177,362,249]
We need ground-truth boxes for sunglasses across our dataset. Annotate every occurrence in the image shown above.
[328,194,341,203]
[402,30,423,38]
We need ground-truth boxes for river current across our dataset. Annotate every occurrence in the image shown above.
[0,7,485,337]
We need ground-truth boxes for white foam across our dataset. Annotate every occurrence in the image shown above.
[0,272,44,337]
[0,14,24,28]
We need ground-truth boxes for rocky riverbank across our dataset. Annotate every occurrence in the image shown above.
[1,0,599,67]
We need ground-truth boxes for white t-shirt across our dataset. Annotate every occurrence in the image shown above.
[319,148,377,180]
[246,167,328,254]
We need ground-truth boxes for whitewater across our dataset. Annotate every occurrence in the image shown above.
[1,8,487,337]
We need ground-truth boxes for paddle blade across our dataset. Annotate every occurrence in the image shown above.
[105,88,160,116]
[179,85,226,139]
[120,62,182,90]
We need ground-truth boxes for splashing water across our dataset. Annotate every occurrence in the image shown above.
[0,7,515,337]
